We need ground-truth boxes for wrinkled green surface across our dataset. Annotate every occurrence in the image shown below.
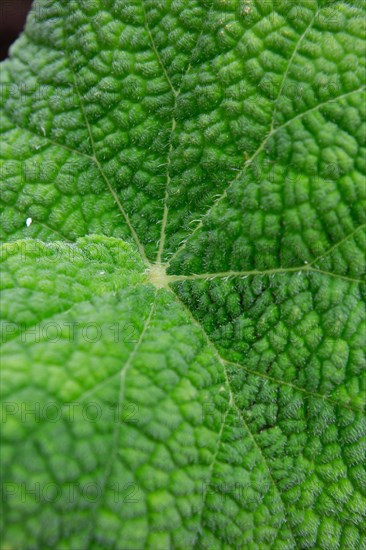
[0,1,365,548]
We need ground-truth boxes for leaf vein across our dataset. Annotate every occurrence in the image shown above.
[63,53,150,265]
[168,86,366,264]
[86,291,158,544]
[270,5,320,131]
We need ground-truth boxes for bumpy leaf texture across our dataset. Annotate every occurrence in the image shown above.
[0,0,365,548]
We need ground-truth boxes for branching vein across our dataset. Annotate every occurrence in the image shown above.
[166,224,366,284]
[270,5,320,131]
[69,69,150,266]
[168,267,363,285]
[173,290,299,544]
[167,86,366,266]
[86,291,158,544]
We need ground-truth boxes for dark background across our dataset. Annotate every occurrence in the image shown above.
[0,0,32,60]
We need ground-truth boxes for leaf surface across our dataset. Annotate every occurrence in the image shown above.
[1,1,365,548]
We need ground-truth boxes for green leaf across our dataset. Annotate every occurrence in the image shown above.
[1,1,365,549]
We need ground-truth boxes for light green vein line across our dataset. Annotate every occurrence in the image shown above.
[141,5,177,97]
[308,224,366,267]
[167,86,366,266]
[232,399,299,548]
[86,291,158,545]
[270,5,320,131]
[66,63,150,266]
[193,403,232,545]
[142,0,215,264]
[6,122,93,159]
[173,289,298,546]
[141,3,178,264]
[223,359,364,413]
[170,288,363,421]
[167,265,364,285]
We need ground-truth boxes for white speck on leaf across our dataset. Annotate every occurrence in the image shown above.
[26,217,32,227]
